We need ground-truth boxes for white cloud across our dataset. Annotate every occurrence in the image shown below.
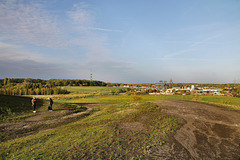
[66,3,124,61]
[67,3,93,26]
[0,41,44,62]
[0,1,135,81]
[0,0,63,47]
[90,27,123,33]
[67,3,122,33]
[162,33,224,60]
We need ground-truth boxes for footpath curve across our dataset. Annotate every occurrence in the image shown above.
[0,104,93,142]
[150,100,240,160]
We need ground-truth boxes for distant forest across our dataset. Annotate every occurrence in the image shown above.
[0,78,107,96]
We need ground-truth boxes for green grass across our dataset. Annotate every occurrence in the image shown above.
[64,86,125,94]
[0,95,32,112]
[55,93,240,111]
[0,95,70,122]
[55,94,192,103]
[0,102,179,159]
[0,95,34,122]
[144,95,240,111]
[199,96,240,111]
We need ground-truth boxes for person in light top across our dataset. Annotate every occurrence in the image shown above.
[32,97,37,113]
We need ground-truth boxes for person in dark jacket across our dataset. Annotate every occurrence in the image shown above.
[32,97,37,113]
[48,97,53,111]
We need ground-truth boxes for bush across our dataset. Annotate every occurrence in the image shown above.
[130,94,143,102]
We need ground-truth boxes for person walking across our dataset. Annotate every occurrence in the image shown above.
[32,97,37,113]
[48,97,53,111]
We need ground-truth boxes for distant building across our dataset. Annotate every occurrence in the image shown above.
[153,81,169,89]
[191,85,195,91]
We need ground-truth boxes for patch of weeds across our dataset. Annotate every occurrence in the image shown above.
[200,96,240,111]
[72,106,87,113]
[222,99,231,105]
[130,94,143,102]
[0,110,34,123]
[192,95,202,101]
[65,103,88,113]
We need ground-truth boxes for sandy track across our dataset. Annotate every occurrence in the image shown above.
[150,100,240,160]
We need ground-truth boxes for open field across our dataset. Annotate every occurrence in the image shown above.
[1,86,240,159]
[20,86,240,112]
[63,86,126,94]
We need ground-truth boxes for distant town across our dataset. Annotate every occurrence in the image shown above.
[107,80,239,97]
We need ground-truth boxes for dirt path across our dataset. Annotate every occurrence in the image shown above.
[150,100,240,160]
[0,103,93,142]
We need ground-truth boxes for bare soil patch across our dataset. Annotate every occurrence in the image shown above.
[150,100,240,160]
[118,122,146,132]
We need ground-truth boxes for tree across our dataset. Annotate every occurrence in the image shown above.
[4,78,8,86]
[24,78,31,83]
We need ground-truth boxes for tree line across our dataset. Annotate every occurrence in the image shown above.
[0,78,106,96]
[46,79,106,87]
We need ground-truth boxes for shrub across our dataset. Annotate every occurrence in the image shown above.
[130,94,143,102]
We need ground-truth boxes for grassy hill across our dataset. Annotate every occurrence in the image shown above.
[0,99,178,159]
[0,95,69,122]
[0,95,34,122]
[1,86,240,159]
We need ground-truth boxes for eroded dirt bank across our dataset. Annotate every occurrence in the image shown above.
[150,100,240,160]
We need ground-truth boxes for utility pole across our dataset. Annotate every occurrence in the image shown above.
[90,69,92,86]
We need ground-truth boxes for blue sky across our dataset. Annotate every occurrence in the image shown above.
[0,0,239,83]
